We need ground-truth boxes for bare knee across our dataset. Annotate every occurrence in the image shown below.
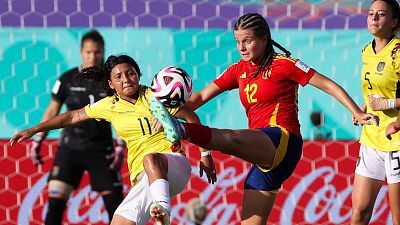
[48,180,73,200]
[143,153,168,171]
[351,206,373,224]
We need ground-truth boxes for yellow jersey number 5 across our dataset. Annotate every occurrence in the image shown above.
[364,72,372,90]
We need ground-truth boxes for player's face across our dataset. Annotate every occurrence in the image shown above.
[80,40,104,68]
[234,29,267,65]
[108,63,140,99]
[367,1,398,37]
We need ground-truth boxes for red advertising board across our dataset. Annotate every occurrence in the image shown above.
[0,140,393,224]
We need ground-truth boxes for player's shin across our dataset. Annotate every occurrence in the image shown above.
[149,179,171,212]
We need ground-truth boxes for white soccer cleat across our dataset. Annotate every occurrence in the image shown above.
[149,202,171,225]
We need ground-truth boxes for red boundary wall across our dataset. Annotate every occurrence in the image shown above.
[0,140,393,225]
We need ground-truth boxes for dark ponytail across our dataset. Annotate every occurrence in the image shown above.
[80,54,142,96]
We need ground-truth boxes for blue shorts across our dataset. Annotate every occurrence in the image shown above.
[244,126,303,191]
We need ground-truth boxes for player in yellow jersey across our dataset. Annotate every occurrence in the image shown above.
[10,55,217,225]
[351,1,400,224]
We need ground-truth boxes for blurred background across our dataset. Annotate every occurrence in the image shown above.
[0,0,394,224]
[0,0,375,140]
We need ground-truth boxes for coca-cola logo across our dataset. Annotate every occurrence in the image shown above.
[18,174,110,224]
[17,165,249,225]
[15,163,393,224]
[281,166,392,225]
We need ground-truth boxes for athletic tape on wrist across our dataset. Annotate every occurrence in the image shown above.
[387,99,396,109]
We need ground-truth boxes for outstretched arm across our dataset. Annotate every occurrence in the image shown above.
[352,103,367,125]
[10,108,90,145]
[28,98,63,165]
[185,82,224,111]
[34,98,63,140]
[308,72,378,126]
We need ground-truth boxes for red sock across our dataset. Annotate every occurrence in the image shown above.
[182,123,212,147]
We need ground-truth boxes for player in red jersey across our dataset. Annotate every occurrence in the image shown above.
[149,13,378,225]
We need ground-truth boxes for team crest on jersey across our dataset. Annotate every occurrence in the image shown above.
[262,69,272,79]
[376,61,385,72]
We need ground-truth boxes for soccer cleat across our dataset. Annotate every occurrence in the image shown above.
[149,202,171,225]
[149,97,184,142]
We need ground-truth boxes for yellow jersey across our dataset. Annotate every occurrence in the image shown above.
[84,85,179,185]
[360,37,400,151]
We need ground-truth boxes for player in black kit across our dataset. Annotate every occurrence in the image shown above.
[30,30,124,225]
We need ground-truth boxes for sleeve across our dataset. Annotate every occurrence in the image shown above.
[51,74,67,103]
[213,63,239,91]
[84,97,111,122]
[284,59,316,86]
[394,46,400,75]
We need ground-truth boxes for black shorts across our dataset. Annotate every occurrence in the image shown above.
[48,145,122,192]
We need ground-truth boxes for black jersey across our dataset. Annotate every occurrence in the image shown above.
[51,67,113,151]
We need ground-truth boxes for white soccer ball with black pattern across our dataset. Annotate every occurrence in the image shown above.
[151,66,193,108]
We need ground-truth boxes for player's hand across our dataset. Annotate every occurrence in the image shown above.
[29,141,43,165]
[352,114,358,126]
[368,95,396,111]
[199,153,217,184]
[385,122,400,140]
[353,104,367,126]
[109,146,125,172]
[9,129,35,146]
[354,112,379,127]
[152,118,163,133]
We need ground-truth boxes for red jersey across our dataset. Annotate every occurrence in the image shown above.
[214,54,315,137]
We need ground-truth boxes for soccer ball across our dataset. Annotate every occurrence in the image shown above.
[151,66,193,107]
